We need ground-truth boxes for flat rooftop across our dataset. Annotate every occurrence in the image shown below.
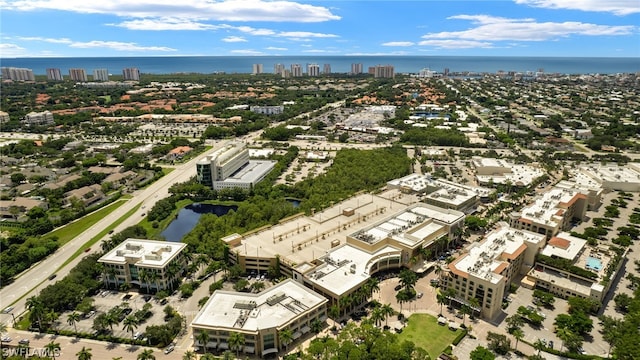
[99,238,186,268]
[579,163,640,185]
[451,226,545,284]
[541,232,587,261]
[218,160,276,183]
[528,267,595,297]
[518,187,585,227]
[192,279,327,331]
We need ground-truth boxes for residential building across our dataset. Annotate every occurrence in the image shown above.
[291,64,303,77]
[68,68,88,82]
[441,224,546,319]
[93,68,109,81]
[122,67,140,81]
[22,111,54,126]
[98,239,187,291]
[323,64,331,75]
[0,197,48,220]
[307,64,320,77]
[166,146,192,160]
[373,65,395,78]
[196,141,275,190]
[250,105,284,115]
[509,186,589,239]
[274,63,285,76]
[191,279,327,357]
[0,111,10,124]
[46,68,63,81]
[1,67,35,81]
[252,64,263,75]
[64,184,105,208]
[351,63,363,75]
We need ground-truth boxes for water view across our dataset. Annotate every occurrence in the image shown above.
[161,203,237,242]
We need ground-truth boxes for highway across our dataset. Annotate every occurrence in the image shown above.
[0,143,223,327]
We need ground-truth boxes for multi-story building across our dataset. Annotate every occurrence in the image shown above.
[0,111,10,124]
[46,68,63,81]
[191,279,327,357]
[351,63,363,75]
[307,64,320,77]
[274,63,285,76]
[574,163,640,192]
[250,105,284,115]
[196,141,275,190]
[122,67,140,81]
[441,224,546,319]
[68,68,88,82]
[509,186,589,239]
[473,157,545,187]
[373,64,395,78]
[290,64,303,77]
[98,239,187,292]
[93,68,109,81]
[323,64,331,75]
[22,111,54,126]
[1,67,35,81]
[252,64,263,75]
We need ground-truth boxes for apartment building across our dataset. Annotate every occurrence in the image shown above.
[441,225,545,319]
[98,239,187,291]
[68,68,88,82]
[307,64,320,77]
[122,67,140,81]
[323,64,331,75]
[46,68,63,81]
[22,111,54,126]
[290,64,303,77]
[1,67,35,81]
[93,68,109,81]
[351,63,363,75]
[252,64,263,75]
[372,65,395,78]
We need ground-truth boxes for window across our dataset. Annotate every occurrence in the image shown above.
[263,333,275,349]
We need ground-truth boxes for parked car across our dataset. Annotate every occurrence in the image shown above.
[3,306,14,314]
[394,284,403,291]
[18,339,29,345]
[163,345,175,354]
[48,274,57,280]
[1,336,11,342]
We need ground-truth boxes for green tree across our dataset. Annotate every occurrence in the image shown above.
[505,314,524,333]
[279,328,293,352]
[182,351,197,360]
[487,331,510,355]
[76,346,92,360]
[67,312,81,334]
[512,328,524,350]
[398,269,418,293]
[229,332,245,358]
[45,341,61,359]
[470,345,495,360]
[437,291,448,315]
[123,315,139,338]
[137,349,155,360]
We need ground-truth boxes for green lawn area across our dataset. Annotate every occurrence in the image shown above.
[398,313,463,359]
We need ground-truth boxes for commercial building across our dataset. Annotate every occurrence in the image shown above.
[68,68,88,82]
[250,105,284,115]
[441,224,546,319]
[1,67,35,81]
[509,186,589,239]
[22,111,54,126]
[191,279,327,357]
[46,68,63,81]
[93,68,109,81]
[473,157,545,187]
[122,67,140,81]
[575,163,640,192]
[98,239,187,291]
[196,141,275,190]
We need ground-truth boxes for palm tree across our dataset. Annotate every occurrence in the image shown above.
[396,291,411,313]
[381,303,395,327]
[45,341,61,359]
[197,331,210,354]
[365,277,380,298]
[123,315,139,338]
[370,307,385,327]
[328,305,340,320]
[398,269,418,293]
[468,297,481,319]
[533,339,545,355]
[138,268,150,293]
[68,312,81,334]
[512,328,524,350]
[105,312,118,332]
[557,327,573,352]
[137,349,155,360]
[460,305,471,326]
[166,262,181,291]
[182,351,196,360]
[76,346,92,360]
[310,319,323,338]
[26,296,45,330]
[279,328,293,352]
[229,332,245,358]
[437,292,448,315]
[148,271,160,293]
[444,288,456,308]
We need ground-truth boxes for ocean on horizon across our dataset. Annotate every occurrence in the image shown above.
[1,56,638,76]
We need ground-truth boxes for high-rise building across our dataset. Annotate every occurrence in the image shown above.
[274,63,285,75]
[46,68,63,81]
[252,64,263,75]
[93,68,109,82]
[373,64,395,78]
[307,63,320,77]
[291,64,303,77]
[443,68,450,76]
[323,64,331,75]
[122,67,140,81]
[68,68,88,82]
[1,67,35,81]
[350,63,363,75]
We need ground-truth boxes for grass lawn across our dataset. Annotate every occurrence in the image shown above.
[398,313,463,359]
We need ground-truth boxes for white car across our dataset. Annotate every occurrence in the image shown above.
[163,345,175,354]
[1,336,11,342]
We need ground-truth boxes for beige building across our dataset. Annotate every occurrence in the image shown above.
[441,225,546,319]
[191,279,327,357]
[98,239,187,291]
[575,163,640,192]
[473,157,545,187]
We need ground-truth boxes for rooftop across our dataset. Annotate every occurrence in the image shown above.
[541,232,587,261]
[578,163,640,186]
[191,279,327,331]
[99,238,186,268]
[218,160,276,183]
[517,187,586,227]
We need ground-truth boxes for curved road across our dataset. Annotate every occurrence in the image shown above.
[0,143,224,327]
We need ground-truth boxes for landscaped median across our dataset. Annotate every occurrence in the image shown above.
[398,313,466,359]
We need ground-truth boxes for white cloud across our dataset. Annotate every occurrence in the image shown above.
[515,0,640,15]
[422,15,635,42]
[0,43,28,57]
[110,18,217,31]
[276,31,338,38]
[265,46,287,51]
[345,51,410,56]
[4,0,340,22]
[222,36,247,43]
[69,41,176,52]
[418,39,494,49]
[230,49,264,55]
[381,41,415,47]
[301,49,339,53]
[17,36,72,43]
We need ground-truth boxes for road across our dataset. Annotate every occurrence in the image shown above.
[0,143,224,327]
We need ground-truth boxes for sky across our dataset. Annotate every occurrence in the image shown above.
[0,0,639,58]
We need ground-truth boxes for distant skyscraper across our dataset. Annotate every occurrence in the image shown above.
[68,68,88,82]
[443,68,450,76]
[274,63,285,75]
[1,67,35,81]
[46,68,63,81]
[307,63,320,77]
[351,63,363,75]
[291,64,303,77]
[122,67,140,81]
[373,64,395,78]
[252,64,263,75]
[323,64,331,75]
[93,68,109,81]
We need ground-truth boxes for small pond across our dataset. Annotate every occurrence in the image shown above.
[161,203,237,242]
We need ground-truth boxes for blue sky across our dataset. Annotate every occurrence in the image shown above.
[1,0,638,57]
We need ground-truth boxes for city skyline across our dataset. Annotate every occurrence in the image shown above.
[1,0,638,58]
